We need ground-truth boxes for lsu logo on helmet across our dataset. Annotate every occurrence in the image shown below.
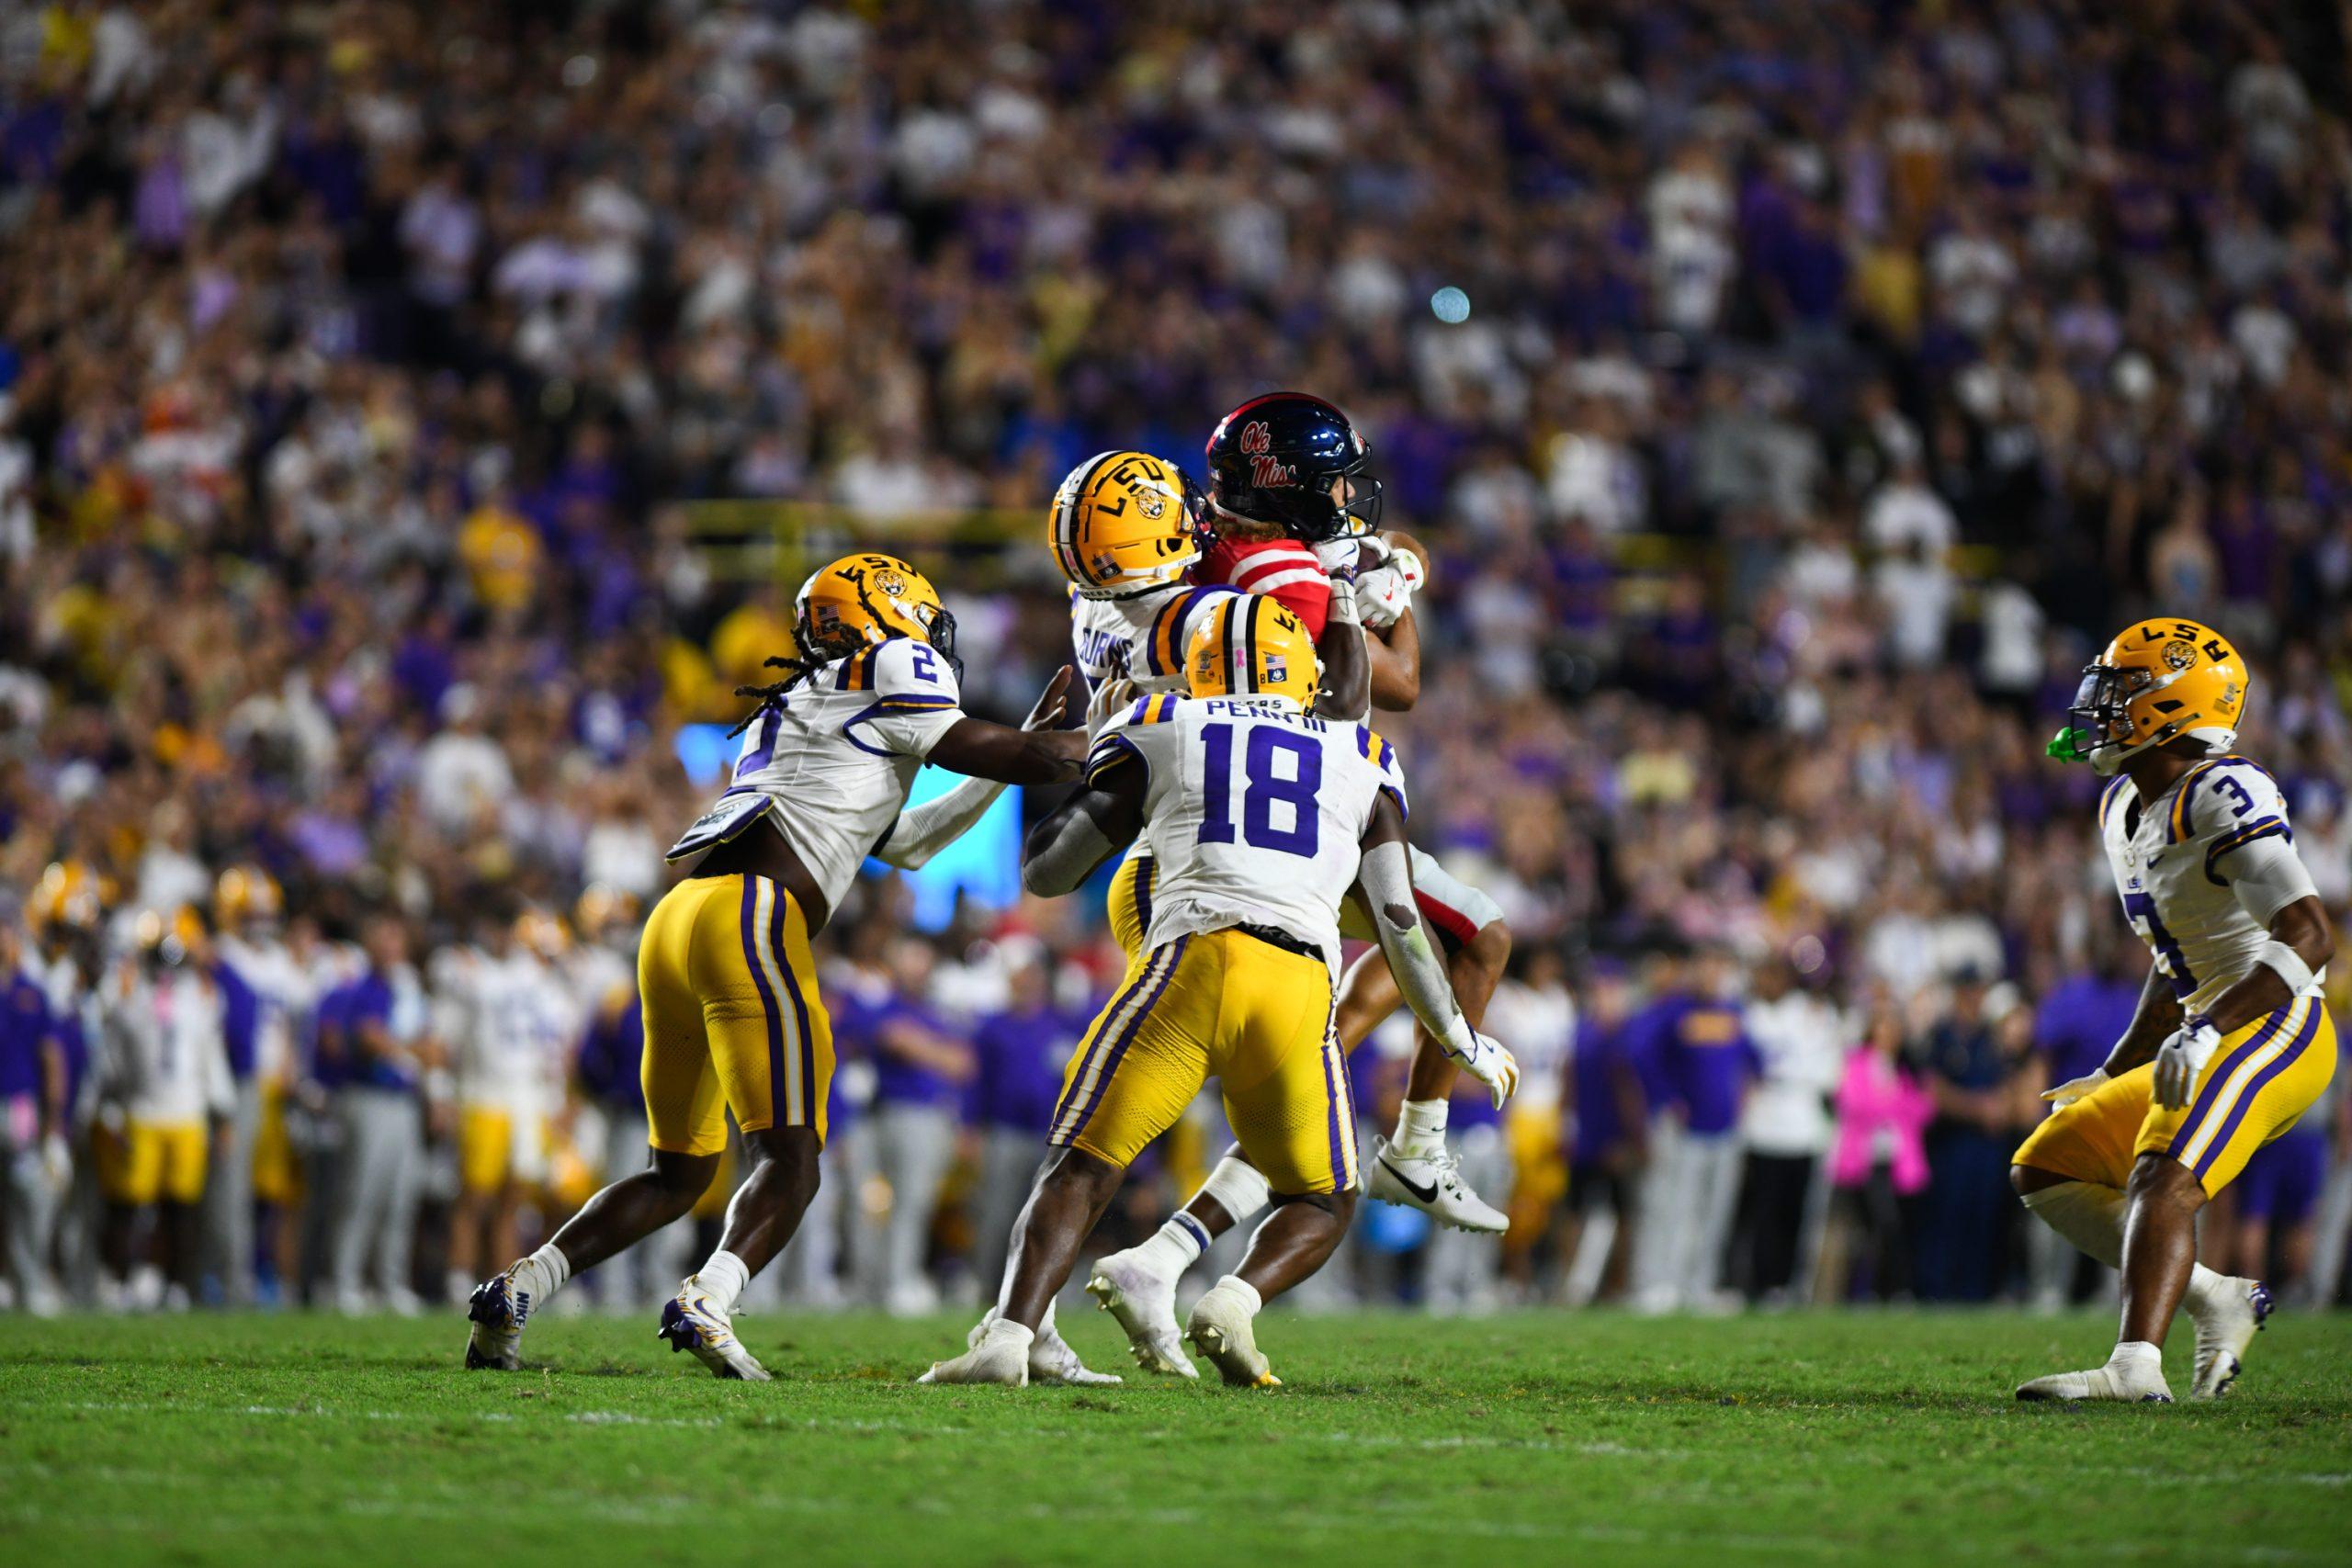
[1185,593,1319,713]
[2051,616,2248,776]
[1049,450,1211,599]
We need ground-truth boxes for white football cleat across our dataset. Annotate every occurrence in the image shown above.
[918,1318,1031,1386]
[1186,1282,1280,1388]
[1024,1303,1123,1386]
[2016,1360,2174,1403]
[957,1305,1123,1385]
[657,1280,771,1382]
[1087,1248,1197,1378]
[1366,1136,1509,1234]
[464,1269,531,1371]
[2190,1278,2272,1399]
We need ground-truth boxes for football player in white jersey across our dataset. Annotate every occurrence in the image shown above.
[1053,427,1515,1379]
[464,553,1095,1382]
[96,908,233,1310]
[444,900,576,1303]
[2016,618,2335,1401]
[923,595,1518,1387]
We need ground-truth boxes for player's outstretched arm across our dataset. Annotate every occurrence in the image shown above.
[1352,792,1518,1107]
[1020,765,1145,897]
[924,665,1086,786]
[877,670,1076,870]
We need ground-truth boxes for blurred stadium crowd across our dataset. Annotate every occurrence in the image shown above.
[5,0,2352,1319]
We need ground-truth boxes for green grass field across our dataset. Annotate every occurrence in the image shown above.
[4,1307,2348,1566]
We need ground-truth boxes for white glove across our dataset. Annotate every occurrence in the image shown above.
[1312,535,1390,582]
[1085,675,1137,738]
[1445,1027,1521,1109]
[2040,1068,2110,1110]
[2154,1016,2223,1110]
[1355,549,1423,629]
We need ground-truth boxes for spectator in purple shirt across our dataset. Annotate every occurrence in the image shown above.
[1632,944,1759,1311]
[1562,963,1647,1304]
[965,954,1090,1300]
[860,938,974,1316]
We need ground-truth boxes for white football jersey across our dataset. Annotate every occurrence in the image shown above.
[1088,694,1408,975]
[666,637,967,910]
[450,948,576,1108]
[2099,754,2322,1015]
[99,965,232,1125]
[1068,583,1241,694]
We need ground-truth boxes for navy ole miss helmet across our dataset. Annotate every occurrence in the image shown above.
[1204,391,1383,543]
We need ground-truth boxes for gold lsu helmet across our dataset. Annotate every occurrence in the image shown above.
[794,553,959,672]
[1186,593,1320,713]
[514,906,572,961]
[2050,616,2249,775]
[1049,450,1211,599]
[28,860,112,933]
[216,864,283,927]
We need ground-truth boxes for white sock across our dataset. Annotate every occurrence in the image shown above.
[693,1248,751,1314]
[2108,1340,2162,1374]
[983,1316,1034,1349]
[1198,1154,1272,1228]
[516,1243,571,1303]
[1132,1215,1208,1278]
[2025,1180,2235,1317]
[1212,1274,1262,1316]
[1392,1097,1449,1152]
[2183,1263,2236,1318]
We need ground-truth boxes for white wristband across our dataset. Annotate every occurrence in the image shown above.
[1325,576,1360,627]
[2256,938,2315,994]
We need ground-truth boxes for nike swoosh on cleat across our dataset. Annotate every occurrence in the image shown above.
[1377,1156,1440,1206]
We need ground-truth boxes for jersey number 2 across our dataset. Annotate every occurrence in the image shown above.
[1198,723,1320,857]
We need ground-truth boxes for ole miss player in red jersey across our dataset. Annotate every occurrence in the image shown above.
[1075,393,1518,1379]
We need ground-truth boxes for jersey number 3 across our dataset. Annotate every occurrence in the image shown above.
[1198,723,1320,857]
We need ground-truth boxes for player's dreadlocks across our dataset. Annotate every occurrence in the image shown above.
[725,654,818,738]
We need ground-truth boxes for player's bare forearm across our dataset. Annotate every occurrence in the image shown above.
[1315,614,1369,720]
[2099,964,2183,1077]
[1021,774,1142,897]
[929,717,1085,785]
[1367,610,1419,711]
[2199,896,2332,1035]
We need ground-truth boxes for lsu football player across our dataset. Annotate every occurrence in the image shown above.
[1052,400,1516,1380]
[2017,619,2335,1401]
[442,899,577,1304]
[464,554,1087,1381]
[923,596,1518,1387]
[96,907,232,1310]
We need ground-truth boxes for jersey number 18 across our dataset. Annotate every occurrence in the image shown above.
[1198,723,1320,857]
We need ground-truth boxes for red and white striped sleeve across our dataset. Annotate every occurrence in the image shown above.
[1204,539,1330,637]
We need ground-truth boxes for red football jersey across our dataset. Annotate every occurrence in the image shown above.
[1197,536,1329,637]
